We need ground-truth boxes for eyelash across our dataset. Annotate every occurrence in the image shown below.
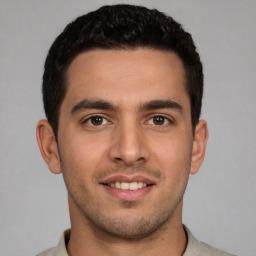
[82,114,173,127]
[146,114,173,127]
[82,115,110,126]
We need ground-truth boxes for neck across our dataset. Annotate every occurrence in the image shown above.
[67,197,187,256]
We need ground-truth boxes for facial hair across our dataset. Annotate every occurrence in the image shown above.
[63,164,187,240]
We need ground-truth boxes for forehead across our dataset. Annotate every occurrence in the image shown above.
[63,48,188,111]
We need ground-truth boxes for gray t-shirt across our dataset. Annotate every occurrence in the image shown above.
[36,226,235,256]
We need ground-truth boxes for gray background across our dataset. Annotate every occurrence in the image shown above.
[0,0,255,255]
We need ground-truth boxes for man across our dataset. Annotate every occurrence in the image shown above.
[36,4,234,256]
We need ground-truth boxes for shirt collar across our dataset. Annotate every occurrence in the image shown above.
[56,226,198,256]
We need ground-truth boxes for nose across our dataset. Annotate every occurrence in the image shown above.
[108,122,150,166]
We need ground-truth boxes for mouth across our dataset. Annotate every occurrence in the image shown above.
[100,176,155,201]
[103,181,152,190]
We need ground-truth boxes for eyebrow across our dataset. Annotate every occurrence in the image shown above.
[71,98,183,115]
[139,100,183,112]
[71,99,117,114]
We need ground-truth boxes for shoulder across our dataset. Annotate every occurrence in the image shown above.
[184,226,236,256]
[190,240,236,256]
[36,246,56,256]
[36,229,70,256]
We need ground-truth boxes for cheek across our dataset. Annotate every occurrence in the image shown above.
[59,134,113,195]
[59,139,97,200]
[151,133,192,167]
[150,133,192,192]
[60,133,107,167]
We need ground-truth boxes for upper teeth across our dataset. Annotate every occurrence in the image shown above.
[109,181,147,190]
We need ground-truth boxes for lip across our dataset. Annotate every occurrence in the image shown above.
[100,175,156,201]
[103,185,154,201]
[100,175,156,185]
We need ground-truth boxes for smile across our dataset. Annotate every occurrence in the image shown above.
[108,181,147,190]
[100,175,155,201]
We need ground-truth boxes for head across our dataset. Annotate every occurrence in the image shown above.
[37,4,208,241]
[42,4,203,138]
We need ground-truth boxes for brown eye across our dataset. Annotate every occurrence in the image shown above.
[90,116,103,125]
[153,116,166,125]
[82,115,111,128]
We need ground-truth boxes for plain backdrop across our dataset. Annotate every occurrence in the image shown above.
[0,0,255,255]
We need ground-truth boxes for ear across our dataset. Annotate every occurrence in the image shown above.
[36,119,62,174]
[190,119,209,175]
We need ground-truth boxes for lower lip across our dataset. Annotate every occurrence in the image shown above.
[103,185,154,201]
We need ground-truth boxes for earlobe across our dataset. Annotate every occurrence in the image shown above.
[190,119,209,175]
[36,119,62,174]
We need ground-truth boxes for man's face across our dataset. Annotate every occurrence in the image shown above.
[57,48,196,238]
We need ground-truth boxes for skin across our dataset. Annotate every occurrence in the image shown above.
[37,48,208,256]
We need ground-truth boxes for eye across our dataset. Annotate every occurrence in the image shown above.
[83,115,109,126]
[147,115,171,126]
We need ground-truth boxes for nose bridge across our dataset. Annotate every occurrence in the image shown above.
[108,116,149,165]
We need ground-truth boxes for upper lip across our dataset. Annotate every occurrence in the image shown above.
[100,175,156,185]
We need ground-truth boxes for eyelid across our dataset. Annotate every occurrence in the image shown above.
[81,114,112,125]
[145,114,174,125]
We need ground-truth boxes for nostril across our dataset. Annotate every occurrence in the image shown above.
[113,156,146,165]
[114,157,123,162]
